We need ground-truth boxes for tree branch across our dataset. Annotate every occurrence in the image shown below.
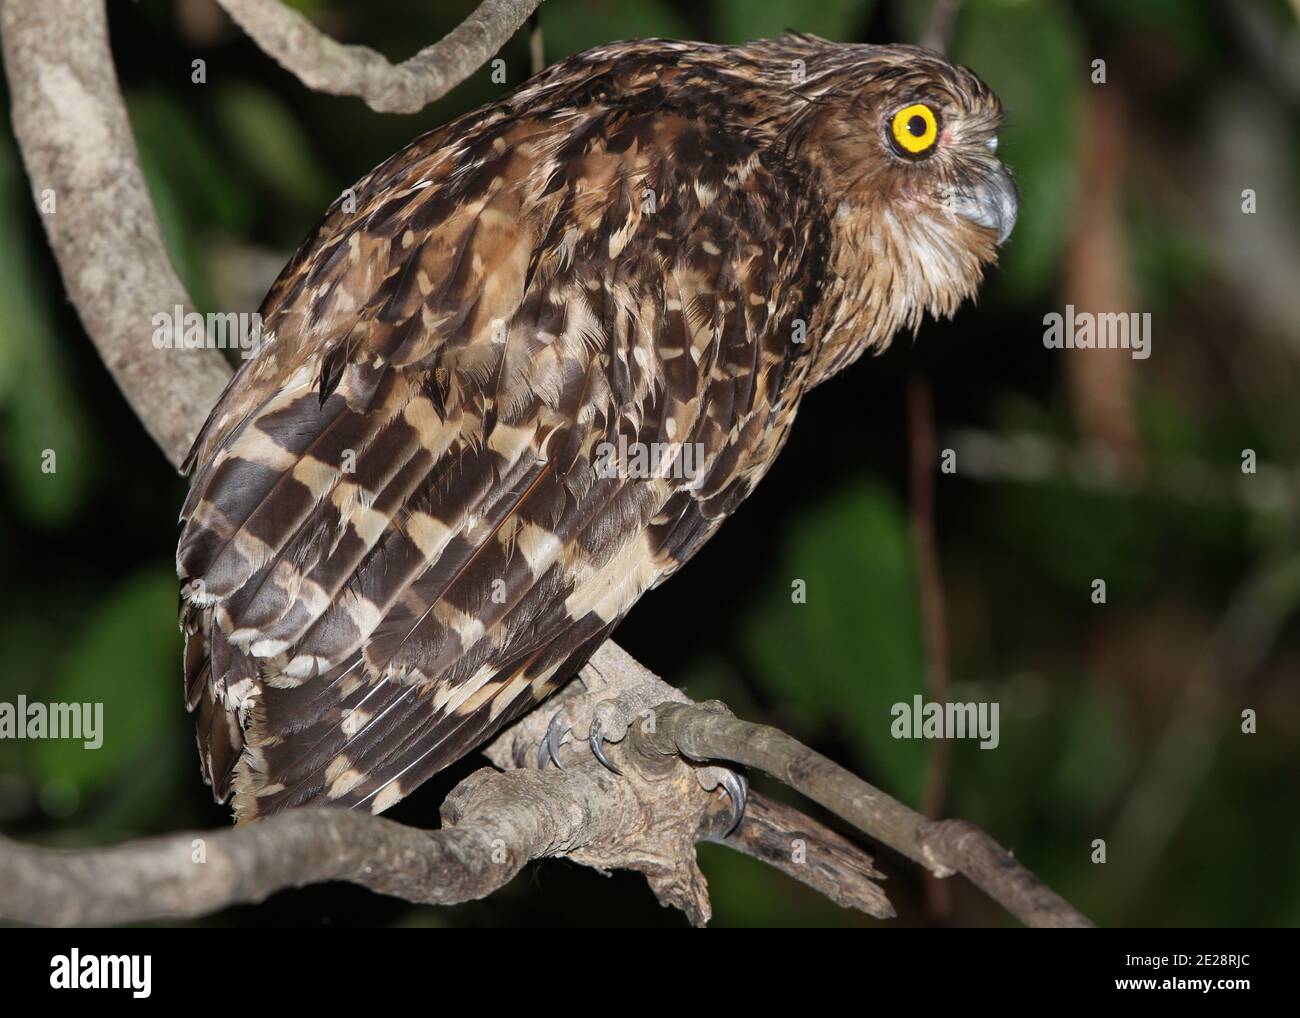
[700,791,895,918]
[908,375,954,921]
[0,764,696,927]
[0,779,533,926]
[0,0,1093,929]
[632,700,1095,928]
[1,0,231,467]
[922,0,964,54]
[213,0,545,114]
[0,644,894,927]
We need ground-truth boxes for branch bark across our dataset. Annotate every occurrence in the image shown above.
[1,780,542,926]
[0,644,894,927]
[1,0,231,467]
[632,700,1094,928]
[214,0,545,114]
[0,0,1093,929]
[0,764,700,926]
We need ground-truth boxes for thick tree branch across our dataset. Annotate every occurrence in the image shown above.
[0,782,892,926]
[214,0,545,114]
[0,777,540,926]
[1,0,231,467]
[0,646,893,927]
[0,764,693,927]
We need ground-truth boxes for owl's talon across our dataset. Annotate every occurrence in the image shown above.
[718,769,748,835]
[588,716,622,775]
[538,712,569,769]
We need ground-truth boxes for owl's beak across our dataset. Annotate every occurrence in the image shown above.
[956,165,1019,246]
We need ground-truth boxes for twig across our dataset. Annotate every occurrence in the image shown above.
[1062,87,1142,462]
[945,426,1296,514]
[529,9,545,75]
[213,0,544,114]
[1109,553,1300,889]
[907,376,953,921]
[922,0,964,54]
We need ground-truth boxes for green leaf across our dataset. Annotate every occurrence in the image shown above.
[742,483,930,806]
[32,567,182,801]
[127,92,251,310]
[698,839,867,926]
[539,0,692,60]
[214,84,334,215]
[127,92,253,234]
[714,0,871,44]
[0,134,94,526]
[1049,685,1135,813]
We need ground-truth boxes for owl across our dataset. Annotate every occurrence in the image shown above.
[177,34,1016,822]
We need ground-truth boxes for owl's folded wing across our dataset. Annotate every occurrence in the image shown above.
[178,103,819,821]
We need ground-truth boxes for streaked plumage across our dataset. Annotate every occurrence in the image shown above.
[177,34,1015,822]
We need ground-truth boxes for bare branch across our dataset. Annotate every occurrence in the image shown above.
[0,764,695,926]
[633,700,1095,928]
[0,654,894,926]
[907,376,954,921]
[700,791,895,919]
[0,0,231,468]
[922,0,964,54]
[214,0,544,114]
[529,9,546,76]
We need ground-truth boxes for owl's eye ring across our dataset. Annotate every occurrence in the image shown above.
[889,103,940,157]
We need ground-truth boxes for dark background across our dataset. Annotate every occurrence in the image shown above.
[1,0,1297,927]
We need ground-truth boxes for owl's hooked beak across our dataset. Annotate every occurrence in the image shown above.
[954,164,1019,246]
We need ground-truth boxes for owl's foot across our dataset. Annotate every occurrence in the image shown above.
[535,701,748,832]
[537,705,620,772]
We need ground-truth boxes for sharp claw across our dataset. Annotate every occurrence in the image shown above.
[588,717,621,775]
[718,770,748,835]
[539,712,568,769]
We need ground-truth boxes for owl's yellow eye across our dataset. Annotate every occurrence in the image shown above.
[890,103,939,156]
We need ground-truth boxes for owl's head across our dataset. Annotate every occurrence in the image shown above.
[756,37,1017,372]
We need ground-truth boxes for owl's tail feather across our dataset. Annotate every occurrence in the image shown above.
[181,610,247,802]
[226,614,618,824]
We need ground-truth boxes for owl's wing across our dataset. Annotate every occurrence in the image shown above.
[178,105,820,821]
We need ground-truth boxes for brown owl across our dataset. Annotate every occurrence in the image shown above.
[177,34,1016,822]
